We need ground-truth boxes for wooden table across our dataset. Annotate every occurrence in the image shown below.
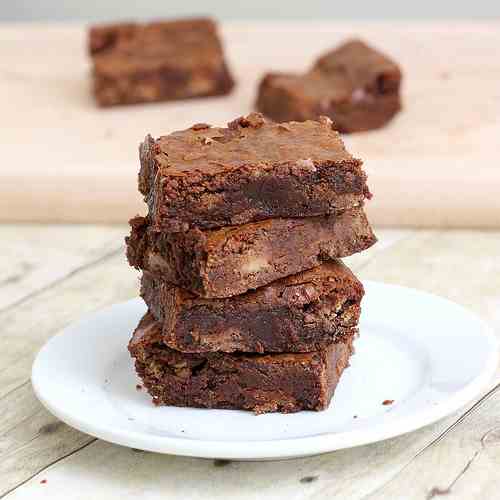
[2,224,499,500]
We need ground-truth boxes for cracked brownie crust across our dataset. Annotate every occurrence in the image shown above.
[256,39,402,132]
[141,260,363,353]
[126,207,376,298]
[89,17,234,106]
[129,312,355,413]
[139,113,371,232]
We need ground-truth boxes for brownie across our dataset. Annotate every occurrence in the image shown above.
[129,312,355,413]
[256,39,402,132]
[139,113,371,232]
[88,18,234,106]
[141,260,363,353]
[126,206,376,298]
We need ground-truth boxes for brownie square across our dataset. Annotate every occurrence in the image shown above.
[141,260,363,354]
[129,312,355,414]
[139,113,371,232]
[256,39,402,132]
[126,207,376,298]
[88,17,234,106]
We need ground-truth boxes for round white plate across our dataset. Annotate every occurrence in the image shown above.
[32,281,499,460]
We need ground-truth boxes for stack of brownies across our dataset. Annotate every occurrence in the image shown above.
[126,112,376,414]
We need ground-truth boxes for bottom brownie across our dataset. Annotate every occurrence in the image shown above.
[129,313,355,414]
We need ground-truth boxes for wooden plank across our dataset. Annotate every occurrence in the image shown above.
[0,423,452,500]
[1,22,500,226]
[0,224,126,311]
[0,238,139,497]
[365,393,500,500]
[356,229,500,331]
[4,397,499,500]
[0,384,95,498]
[0,227,404,497]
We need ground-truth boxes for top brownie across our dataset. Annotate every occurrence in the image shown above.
[139,112,371,232]
[89,18,234,106]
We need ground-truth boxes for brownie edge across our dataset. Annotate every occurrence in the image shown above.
[129,313,356,414]
[141,260,363,354]
[126,207,376,298]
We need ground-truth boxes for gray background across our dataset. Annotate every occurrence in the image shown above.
[2,0,499,22]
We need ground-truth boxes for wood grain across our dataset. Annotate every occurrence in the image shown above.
[1,22,500,226]
[0,224,126,312]
[0,226,135,497]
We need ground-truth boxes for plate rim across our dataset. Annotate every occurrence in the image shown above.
[31,281,500,460]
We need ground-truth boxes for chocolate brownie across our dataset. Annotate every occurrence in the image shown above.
[129,312,355,413]
[88,18,234,106]
[141,260,363,353]
[256,39,402,132]
[139,113,371,232]
[126,207,376,298]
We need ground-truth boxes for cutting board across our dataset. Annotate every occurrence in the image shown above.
[1,22,499,227]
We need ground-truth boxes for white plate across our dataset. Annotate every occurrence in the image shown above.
[32,282,499,460]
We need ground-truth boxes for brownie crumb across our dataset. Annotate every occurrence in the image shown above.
[40,479,47,485]
[213,459,231,467]
[382,399,395,406]
[300,476,319,484]
[353,415,358,419]
[136,384,143,391]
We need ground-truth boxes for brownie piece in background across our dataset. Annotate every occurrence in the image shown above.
[141,260,363,353]
[88,17,234,106]
[257,39,402,132]
[126,207,376,298]
[129,312,355,414]
[139,113,371,232]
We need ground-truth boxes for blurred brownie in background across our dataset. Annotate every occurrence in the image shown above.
[257,39,402,132]
[88,17,234,106]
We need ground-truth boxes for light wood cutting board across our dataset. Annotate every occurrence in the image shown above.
[1,22,499,227]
